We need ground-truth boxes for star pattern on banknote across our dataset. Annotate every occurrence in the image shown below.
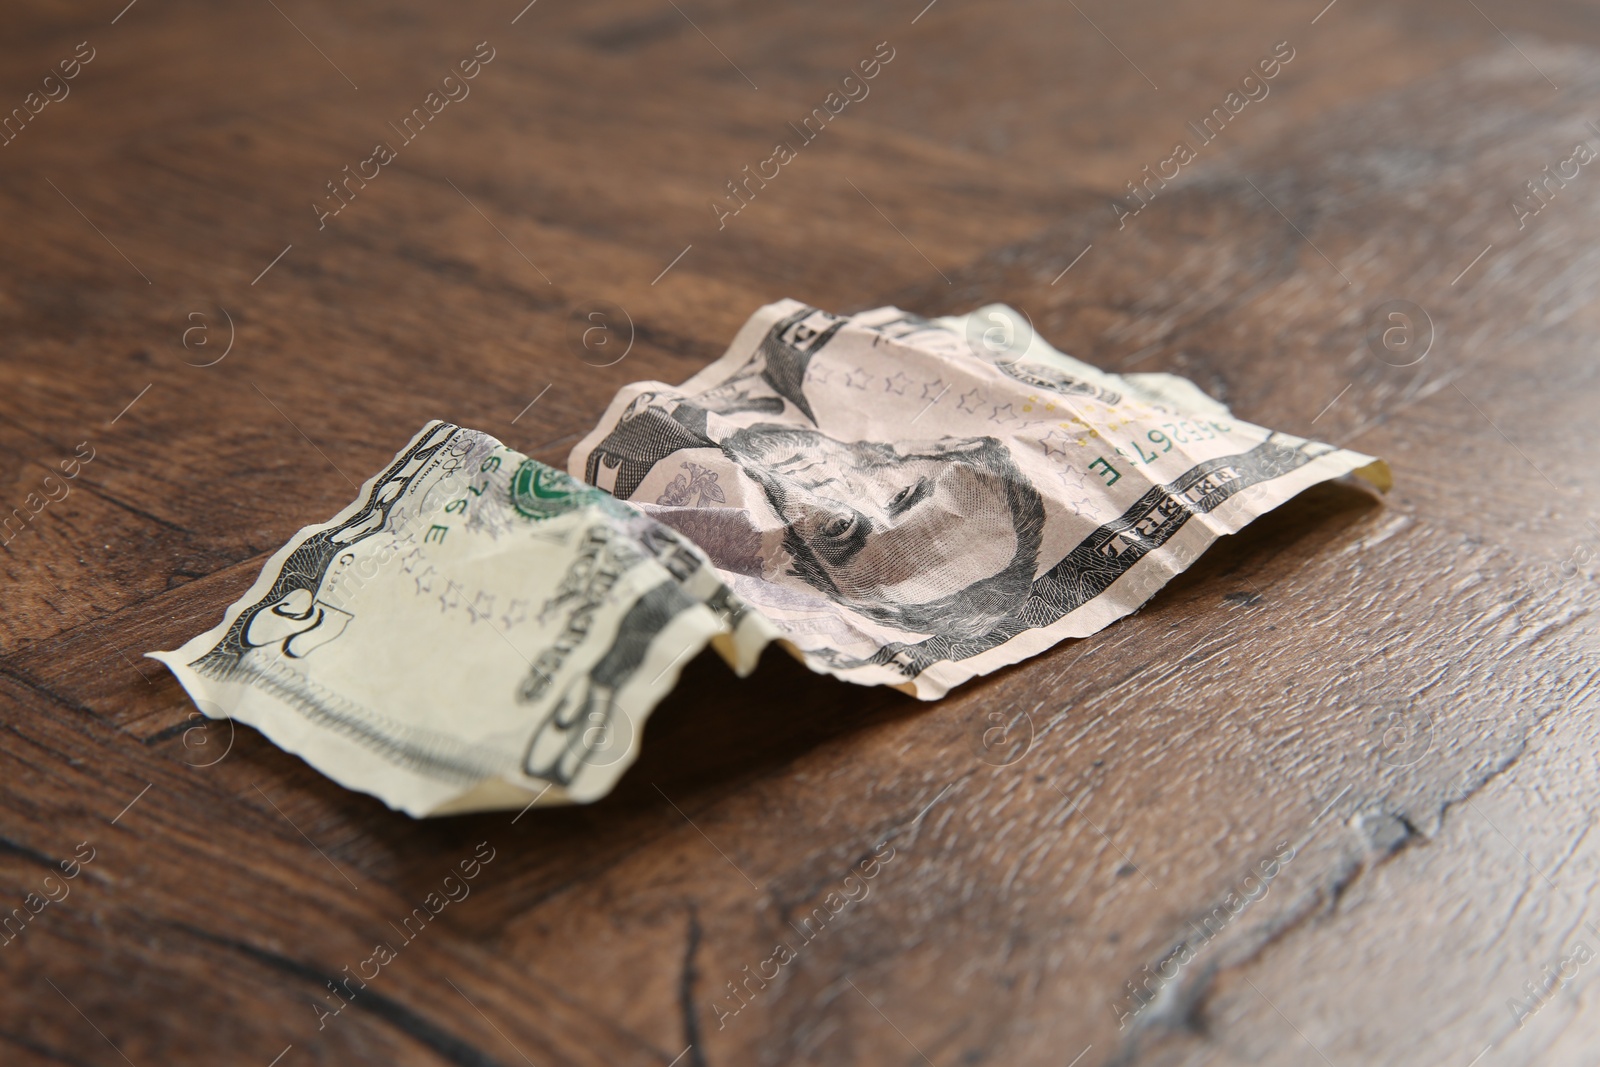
[414,565,437,596]
[468,591,496,625]
[921,377,947,400]
[439,581,462,615]
[1037,430,1073,460]
[957,387,985,414]
[808,364,832,385]
[884,371,911,395]
[844,367,873,390]
[1057,463,1090,494]
[1063,491,1099,519]
[1053,466,1098,517]
[500,598,529,631]
[990,402,1019,423]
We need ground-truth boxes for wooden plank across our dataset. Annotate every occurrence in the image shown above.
[2,2,1598,1065]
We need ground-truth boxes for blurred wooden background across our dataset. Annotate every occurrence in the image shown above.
[2,1,1598,1065]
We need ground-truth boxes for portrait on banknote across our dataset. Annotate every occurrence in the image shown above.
[572,300,1388,698]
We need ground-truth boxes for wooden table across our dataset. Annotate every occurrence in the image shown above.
[3,1,1598,1064]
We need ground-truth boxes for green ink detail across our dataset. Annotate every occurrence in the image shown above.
[509,460,597,520]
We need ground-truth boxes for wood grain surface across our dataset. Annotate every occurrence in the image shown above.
[2,2,1598,1066]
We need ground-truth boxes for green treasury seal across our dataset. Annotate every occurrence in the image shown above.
[509,459,602,521]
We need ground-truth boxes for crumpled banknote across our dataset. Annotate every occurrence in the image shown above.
[150,422,776,816]
[572,299,1390,699]
[151,302,1387,816]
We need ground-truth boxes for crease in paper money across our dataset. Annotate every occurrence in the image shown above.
[151,301,1387,816]
[571,299,1390,700]
[149,422,777,817]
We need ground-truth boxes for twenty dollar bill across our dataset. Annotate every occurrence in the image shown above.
[571,299,1390,698]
